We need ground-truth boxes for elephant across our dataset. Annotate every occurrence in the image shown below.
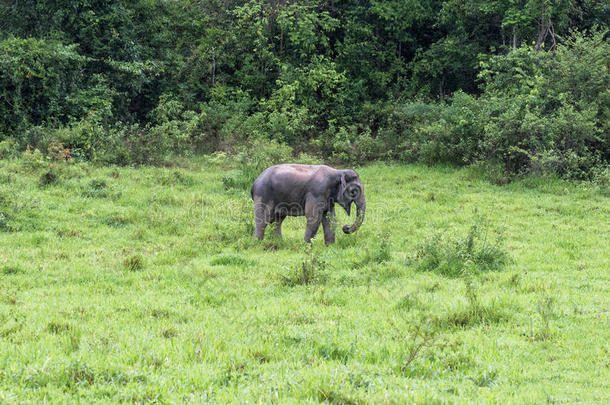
[250,164,366,244]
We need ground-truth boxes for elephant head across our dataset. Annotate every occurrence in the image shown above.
[336,169,366,234]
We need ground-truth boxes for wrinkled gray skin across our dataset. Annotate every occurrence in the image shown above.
[251,164,366,244]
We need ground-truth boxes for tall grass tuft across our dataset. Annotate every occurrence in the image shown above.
[123,254,144,271]
[282,244,327,286]
[415,223,509,277]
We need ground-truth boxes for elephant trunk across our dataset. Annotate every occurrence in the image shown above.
[342,195,365,234]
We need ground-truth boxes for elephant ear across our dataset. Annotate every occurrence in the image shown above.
[342,169,359,183]
[335,172,351,215]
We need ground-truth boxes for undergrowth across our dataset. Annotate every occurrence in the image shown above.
[415,222,509,277]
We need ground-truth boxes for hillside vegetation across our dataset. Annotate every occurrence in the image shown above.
[0,157,608,403]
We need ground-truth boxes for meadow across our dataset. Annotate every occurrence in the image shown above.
[0,156,608,403]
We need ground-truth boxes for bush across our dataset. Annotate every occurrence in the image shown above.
[476,29,609,179]
[0,139,19,159]
[281,244,327,286]
[415,224,509,277]
[223,139,293,191]
[1,27,606,179]
[192,96,257,152]
[0,38,90,136]
[345,29,609,179]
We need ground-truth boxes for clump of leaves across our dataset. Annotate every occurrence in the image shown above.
[282,244,327,286]
[415,223,509,277]
[47,321,72,335]
[47,141,71,161]
[161,327,178,339]
[1,264,24,275]
[39,164,58,186]
[123,254,144,271]
[82,178,108,198]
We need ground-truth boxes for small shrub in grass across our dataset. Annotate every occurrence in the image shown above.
[161,327,178,339]
[316,388,364,405]
[102,212,132,227]
[64,361,96,386]
[282,244,327,286]
[222,169,252,191]
[39,164,58,186]
[82,178,108,198]
[47,321,72,334]
[20,147,45,171]
[415,223,509,276]
[388,315,443,377]
[395,291,424,311]
[535,296,555,341]
[123,254,144,271]
[156,170,195,187]
[436,276,510,328]
[470,367,499,387]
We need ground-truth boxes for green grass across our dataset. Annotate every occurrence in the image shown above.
[0,157,608,403]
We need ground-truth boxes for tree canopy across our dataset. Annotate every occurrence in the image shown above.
[1,0,608,178]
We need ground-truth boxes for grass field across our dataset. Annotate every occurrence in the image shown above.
[0,156,609,403]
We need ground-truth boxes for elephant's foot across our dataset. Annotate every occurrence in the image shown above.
[255,223,267,240]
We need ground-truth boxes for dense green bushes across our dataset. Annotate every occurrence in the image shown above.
[0,1,608,179]
[0,38,91,136]
[339,29,610,179]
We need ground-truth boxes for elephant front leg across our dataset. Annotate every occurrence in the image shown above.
[322,209,336,245]
[304,198,323,243]
[304,219,321,243]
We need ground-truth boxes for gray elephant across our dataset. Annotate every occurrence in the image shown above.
[250,164,366,244]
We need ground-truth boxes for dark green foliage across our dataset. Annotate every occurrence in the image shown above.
[0,1,607,177]
[0,38,91,137]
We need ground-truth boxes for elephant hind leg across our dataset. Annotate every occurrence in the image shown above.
[274,215,286,238]
[254,197,272,240]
